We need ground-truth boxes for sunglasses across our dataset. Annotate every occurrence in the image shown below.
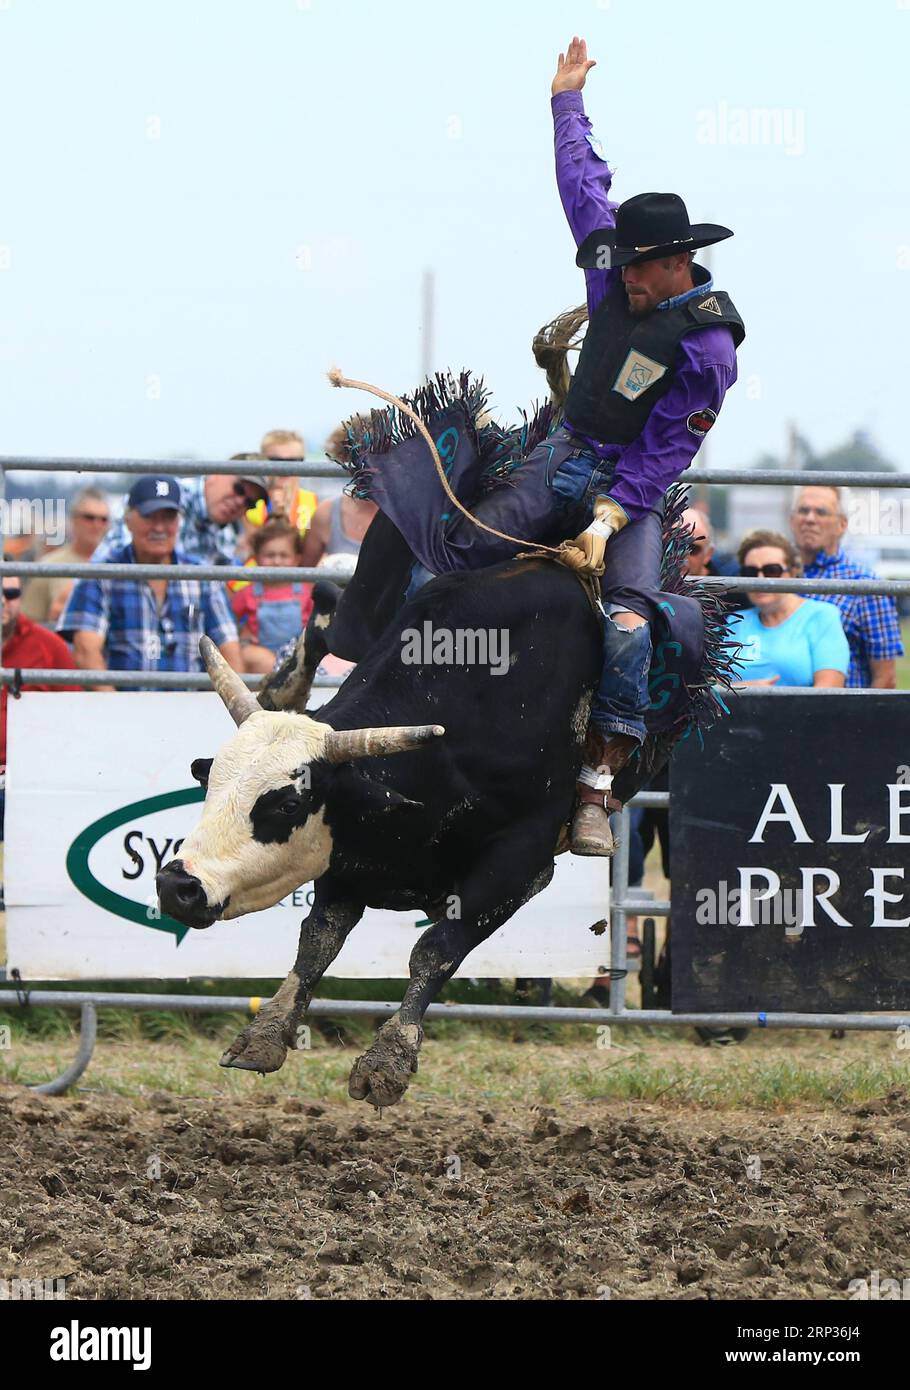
[741,564,788,578]
[76,511,110,524]
[2,587,21,600]
[232,481,263,504]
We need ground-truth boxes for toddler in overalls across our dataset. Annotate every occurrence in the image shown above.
[231,519,314,673]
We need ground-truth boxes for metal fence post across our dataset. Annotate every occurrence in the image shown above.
[609,804,632,1015]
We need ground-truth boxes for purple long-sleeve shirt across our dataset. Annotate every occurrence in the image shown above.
[552,90,738,523]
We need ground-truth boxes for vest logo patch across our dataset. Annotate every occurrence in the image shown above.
[612,350,668,401]
[686,407,717,437]
[697,295,722,316]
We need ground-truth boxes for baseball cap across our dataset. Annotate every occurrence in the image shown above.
[227,455,270,497]
[127,476,183,516]
[236,473,270,496]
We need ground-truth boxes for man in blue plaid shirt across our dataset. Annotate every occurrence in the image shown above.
[94,468,269,565]
[792,485,904,688]
[59,476,241,689]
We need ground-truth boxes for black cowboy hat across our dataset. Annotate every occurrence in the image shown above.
[576,192,733,269]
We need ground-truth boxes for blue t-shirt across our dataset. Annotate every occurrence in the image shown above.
[730,600,850,686]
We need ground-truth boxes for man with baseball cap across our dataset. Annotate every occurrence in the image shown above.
[59,475,242,687]
[95,468,269,566]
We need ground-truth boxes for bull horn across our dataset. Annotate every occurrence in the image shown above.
[323,724,445,762]
[200,636,260,727]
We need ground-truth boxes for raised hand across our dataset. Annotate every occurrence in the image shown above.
[552,35,597,96]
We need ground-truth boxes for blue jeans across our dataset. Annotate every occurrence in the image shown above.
[590,614,652,744]
[395,426,662,744]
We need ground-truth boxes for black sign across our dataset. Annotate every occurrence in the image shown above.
[670,693,910,1012]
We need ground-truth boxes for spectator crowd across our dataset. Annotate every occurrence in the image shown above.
[3,453,906,868]
[1,426,377,841]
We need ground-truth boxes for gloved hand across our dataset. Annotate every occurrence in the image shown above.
[557,496,628,578]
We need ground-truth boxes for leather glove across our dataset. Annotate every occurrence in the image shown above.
[557,496,628,578]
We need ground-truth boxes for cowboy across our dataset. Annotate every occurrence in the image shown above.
[330,36,745,857]
[545,35,745,853]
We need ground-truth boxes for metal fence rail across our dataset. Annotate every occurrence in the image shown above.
[0,669,347,689]
[3,988,909,1096]
[0,457,344,478]
[2,457,907,488]
[4,561,910,596]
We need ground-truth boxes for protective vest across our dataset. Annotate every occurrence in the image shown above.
[564,280,745,445]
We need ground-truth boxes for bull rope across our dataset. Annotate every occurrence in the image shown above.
[328,368,565,556]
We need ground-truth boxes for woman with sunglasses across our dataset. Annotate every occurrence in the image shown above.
[730,529,849,688]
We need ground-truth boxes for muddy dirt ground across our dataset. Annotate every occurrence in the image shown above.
[2,1081,909,1300]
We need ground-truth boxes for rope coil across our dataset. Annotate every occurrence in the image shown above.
[328,368,564,556]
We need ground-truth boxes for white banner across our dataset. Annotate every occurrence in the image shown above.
[6,693,610,980]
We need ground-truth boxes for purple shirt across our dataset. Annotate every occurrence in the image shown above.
[552,90,738,523]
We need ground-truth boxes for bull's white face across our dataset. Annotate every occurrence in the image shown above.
[157,637,445,929]
[173,710,334,921]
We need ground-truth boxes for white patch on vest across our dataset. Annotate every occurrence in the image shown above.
[697,295,722,315]
[612,349,667,401]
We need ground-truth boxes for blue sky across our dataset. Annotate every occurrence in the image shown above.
[1,0,908,470]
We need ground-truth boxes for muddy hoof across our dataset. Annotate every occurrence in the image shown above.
[348,1019,422,1109]
[220,1025,288,1074]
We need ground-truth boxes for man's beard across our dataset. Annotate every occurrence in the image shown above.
[626,293,652,317]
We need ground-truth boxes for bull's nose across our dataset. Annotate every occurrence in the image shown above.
[157,860,220,928]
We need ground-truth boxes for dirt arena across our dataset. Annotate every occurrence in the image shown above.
[3,1077,909,1300]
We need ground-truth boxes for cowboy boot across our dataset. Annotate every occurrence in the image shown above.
[570,731,639,857]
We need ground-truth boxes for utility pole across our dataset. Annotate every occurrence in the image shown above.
[695,247,712,516]
[420,269,435,381]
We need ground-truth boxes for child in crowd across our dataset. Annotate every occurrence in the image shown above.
[231,519,314,673]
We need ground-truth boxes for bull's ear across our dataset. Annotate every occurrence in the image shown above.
[190,758,213,789]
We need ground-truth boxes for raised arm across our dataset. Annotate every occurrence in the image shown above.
[551,36,618,313]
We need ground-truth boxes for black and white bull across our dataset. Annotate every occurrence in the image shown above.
[158,559,637,1107]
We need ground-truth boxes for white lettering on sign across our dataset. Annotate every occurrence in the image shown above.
[798,868,850,928]
[888,785,910,843]
[828,784,870,843]
[749,784,812,843]
[749,783,910,845]
[737,869,781,926]
[865,870,910,928]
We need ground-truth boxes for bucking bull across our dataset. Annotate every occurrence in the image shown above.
[158,374,736,1108]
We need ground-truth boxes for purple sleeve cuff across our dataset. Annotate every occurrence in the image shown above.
[551,89,586,116]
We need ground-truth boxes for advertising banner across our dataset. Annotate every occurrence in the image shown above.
[6,692,610,981]
[671,693,910,1012]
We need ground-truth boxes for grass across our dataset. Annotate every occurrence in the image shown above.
[3,1017,910,1112]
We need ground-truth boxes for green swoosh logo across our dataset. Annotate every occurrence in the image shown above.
[66,787,205,944]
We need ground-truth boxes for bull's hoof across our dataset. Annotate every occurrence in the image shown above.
[220,1024,288,1075]
[348,1018,423,1109]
